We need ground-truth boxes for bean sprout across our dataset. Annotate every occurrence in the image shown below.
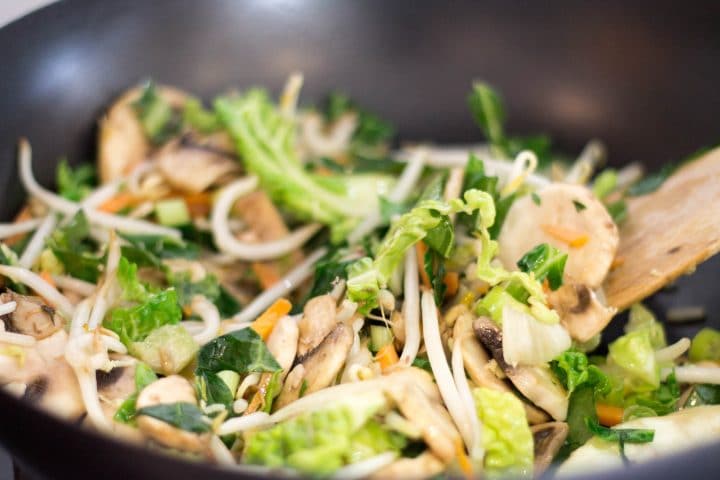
[188,296,221,345]
[81,179,122,209]
[398,250,420,367]
[0,265,74,318]
[232,247,328,323]
[211,176,322,260]
[0,301,17,316]
[209,435,237,466]
[279,72,304,117]
[451,337,483,460]
[565,139,605,184]
[18,139,181,238]
[52,274,97,297]
[217,411,271,436]
[663,365,720,385]
[330,452,397,480]
[655,338,691,363]
[501,150,539,196]
[0,330,36,347]
[0,218,42,239]
[87,231,121,330]
[18,214,57,269]
[420,290,473,450]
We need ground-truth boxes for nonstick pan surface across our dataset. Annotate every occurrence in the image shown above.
[0,1,719,479]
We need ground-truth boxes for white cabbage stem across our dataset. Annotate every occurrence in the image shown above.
[211,176,322,261]
[189,296,221,345]
[420,290,474,449]
[18,214,57,269]
[0,218,42,239]
[655,338,691,363]
[398,249,420,367]
[216,412,271,436]
[348,148,426,244]
[0,265,74,318]
[232,247,328,323]
[52,275,97,298]
[330,452,397,480]
[663,365,720,385]
[18,139,180,238]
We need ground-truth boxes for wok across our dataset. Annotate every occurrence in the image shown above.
[0,1,718,479]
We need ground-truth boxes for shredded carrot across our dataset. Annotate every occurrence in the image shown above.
[416,242,431,288]
[39,271,55,288]
[596,403,624,427]
[542,278,551,295]
[251,298,292,340]
[541,224,589,248]
[610,256,626,270]
[454,439,473,479]
[443,271,459,298]
[183,192,212,218]
[98,192,137,213]
[375,343,399,373]
[251,262,282,289]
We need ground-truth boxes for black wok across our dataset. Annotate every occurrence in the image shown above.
[0,1,718,479]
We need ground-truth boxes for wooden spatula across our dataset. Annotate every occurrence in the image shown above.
[605,147,720,310]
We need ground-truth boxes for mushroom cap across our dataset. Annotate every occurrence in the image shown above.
[498,184,619,288]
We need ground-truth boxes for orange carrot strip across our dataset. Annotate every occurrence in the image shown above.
[251,262,282,289]
[251,298,292,340]
[455,439,473,479]
[39,271,56,288]
[184,192,212,218]
[610,256,626,270]
[375,343,400,373]
[443,271,459,298]
[416,242,431,289]
[596,403,624,427]
[541,224,589,248]
[98,192,137,213]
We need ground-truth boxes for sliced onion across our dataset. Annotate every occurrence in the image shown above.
[216,412,271,436]
[398,249,420,367]
[18,139,180,238]
[655,338,691,363]
[211,176,322,261]
[330,452,397,480]
[0,218,42,239]
[18,214,57,269]
[189,296,221,345]
[0,265,74,318]
[420,290,474,448]
[232,247,328,323]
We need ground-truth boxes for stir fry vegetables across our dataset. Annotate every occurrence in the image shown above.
[0,75,718,480]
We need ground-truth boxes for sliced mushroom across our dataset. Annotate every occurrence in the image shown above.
[296,295,338,357]
[0,291,64,339]
[532,422,569,474]
[369,452,445,480]
[295,323,353,395]
[136,375,210,453]
[498,184,619,288]
[453,309,550,425]
[245,316,298,413]
[96,356,137,417]
[98,85,188,183]
[274,364,306,410]
[154,138,239,194]
[547,283,617,342]
[385,381,461,463]
[474,317,568,421]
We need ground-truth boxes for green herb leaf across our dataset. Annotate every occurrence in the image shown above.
[424,249,447,305]
[262,370,284,413]
[197,372,234,410]
[114,363,158,425]
[183,97,222,133]
[517,243,568,290]
[488,192,518,239]
[45,211,103,282]
[379,197,411,224]
[295,249,354,313]
[627,164,676,196]
[531,192,541,205]
[573,200,587,212]
[585,417,654,463]
[424,214,454,258]
[169,272,220,308]
[122,234,199,261]
[684,384,720,408]
[197,328,281,375]
[606,200,628,224]
[106,289,182,346]
[592,169,618,199]
[56,159,96,202]
[468,82,506,152]
[550,350,609,395]
[137,402,211,433]
[411,357,432,373]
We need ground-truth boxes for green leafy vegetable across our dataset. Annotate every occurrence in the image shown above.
[56,159,96,202]
[133,81,181,145]
[572,200,587,212]
[550,350,609,395]
[606,199,628,224]
[473,387,533,477]
[183,97,222,133]
[585,417,654,463]
[627,163,676,196]
[196,328,281,376]
[137,402,211,433]
[683,384,720,408]
[169,272,220,308]
[516,243,568,290]
[689,327,720,362]
[106,289,182,346]
[294,248,355,313]
[592,169,618,199]
[560,385,598,459]
[325,92,395,159]
[621,372,680,419]
[121,234,199,260]
[131,324,198,375]
[45,211,103,282]
[215,89,393,241]
[262,371,284,413]
[196,371,235,411]
[0,244,27,294]
[626,304,666,349]
[608,329,659,389]
[424,248,447,305]
[531,192,541,205]
[411,356,432,373]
